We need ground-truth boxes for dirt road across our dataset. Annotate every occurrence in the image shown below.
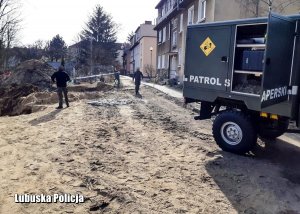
[0,78,299,213]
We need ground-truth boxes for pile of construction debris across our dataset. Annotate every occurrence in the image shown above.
[0,60,56,116]
[0,60,116,116]
[2,59,55,89]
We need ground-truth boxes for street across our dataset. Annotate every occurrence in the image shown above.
[0,78,299,213]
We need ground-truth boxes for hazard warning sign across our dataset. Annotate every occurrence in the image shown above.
[200,37,216,56]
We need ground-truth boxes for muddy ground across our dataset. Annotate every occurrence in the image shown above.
[0,78,299,214]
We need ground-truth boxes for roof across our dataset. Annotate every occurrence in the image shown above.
[155,0,165,9]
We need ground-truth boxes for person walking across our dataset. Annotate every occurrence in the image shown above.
[114,69,120,88]
[133,68,143,95]
[51,66,71,109]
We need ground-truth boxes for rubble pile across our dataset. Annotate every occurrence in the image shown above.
[234,79,261,95]
[0,60,115,117]
[2,59,55,89]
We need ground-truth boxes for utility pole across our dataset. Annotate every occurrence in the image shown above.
[150,47,153,68]
[150,46,154,79]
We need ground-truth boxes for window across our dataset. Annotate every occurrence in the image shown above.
[162,27,166,43]
[198,0,206,22]
[136,32,140,41]
[166,55,169,69]
[162,5,165,17]
[162,55,167,69]
[158,30,162,43]
[172,18,178,30]
[158,55,162,69]
[188,6,194,25]
[172,31,177,48]
[158,8,162,18]
[169,24,171,40]
[180,13,183,33]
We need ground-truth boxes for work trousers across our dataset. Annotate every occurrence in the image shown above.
[57,87,69,107]
[135,84,140,95]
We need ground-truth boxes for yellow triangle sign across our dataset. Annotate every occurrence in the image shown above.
[200,37,216,56]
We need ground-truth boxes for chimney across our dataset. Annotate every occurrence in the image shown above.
[145,21,152,25]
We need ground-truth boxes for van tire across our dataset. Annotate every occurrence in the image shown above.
[213,111,257,154]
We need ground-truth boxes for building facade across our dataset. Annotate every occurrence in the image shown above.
[130,21,157,77]
[154,0,300,83]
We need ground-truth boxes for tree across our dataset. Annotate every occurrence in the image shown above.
[46,34,67,62]
[127,31,134,43]
[5,40,47,66]
[25,40,46,60]
[79,5,118,66]
[0,0,21,69]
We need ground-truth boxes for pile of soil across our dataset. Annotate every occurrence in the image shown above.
[2,59,55,89]
[0,82,114,117]
[0,84,39,116]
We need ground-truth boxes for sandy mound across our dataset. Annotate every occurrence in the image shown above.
[0,84,39,116]
[0,82,114,117]
[3,59,55,89]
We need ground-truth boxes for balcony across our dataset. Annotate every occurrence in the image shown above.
[156,7,176,25]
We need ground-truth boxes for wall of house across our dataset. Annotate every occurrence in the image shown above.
[156,22,171,79]
[141,24,157,38]
[206,0,215,22]
[214,0,243,21]
[271,0,300,15]
[140,37,157,76]
[177,0,211,83]
[133,44,141,72]
[130,22,157,75]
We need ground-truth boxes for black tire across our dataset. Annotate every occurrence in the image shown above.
[258,118,289,140]
[212,111,257,154]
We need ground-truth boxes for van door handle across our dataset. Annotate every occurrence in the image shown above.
[221,56,228,63]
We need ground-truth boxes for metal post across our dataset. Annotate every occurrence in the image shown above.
[150,46,153,78]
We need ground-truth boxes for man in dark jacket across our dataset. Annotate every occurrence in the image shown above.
[133,68,143,95]
[51,66,71,109]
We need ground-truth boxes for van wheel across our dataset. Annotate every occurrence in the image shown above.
[212,111,257,154]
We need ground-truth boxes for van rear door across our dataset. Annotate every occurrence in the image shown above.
[261,12,296,108]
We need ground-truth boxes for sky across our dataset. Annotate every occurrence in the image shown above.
[21,0,158,46]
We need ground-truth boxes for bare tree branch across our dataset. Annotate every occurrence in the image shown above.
[0,0,21,69]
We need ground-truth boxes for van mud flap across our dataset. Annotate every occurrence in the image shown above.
[195,102,214,120]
